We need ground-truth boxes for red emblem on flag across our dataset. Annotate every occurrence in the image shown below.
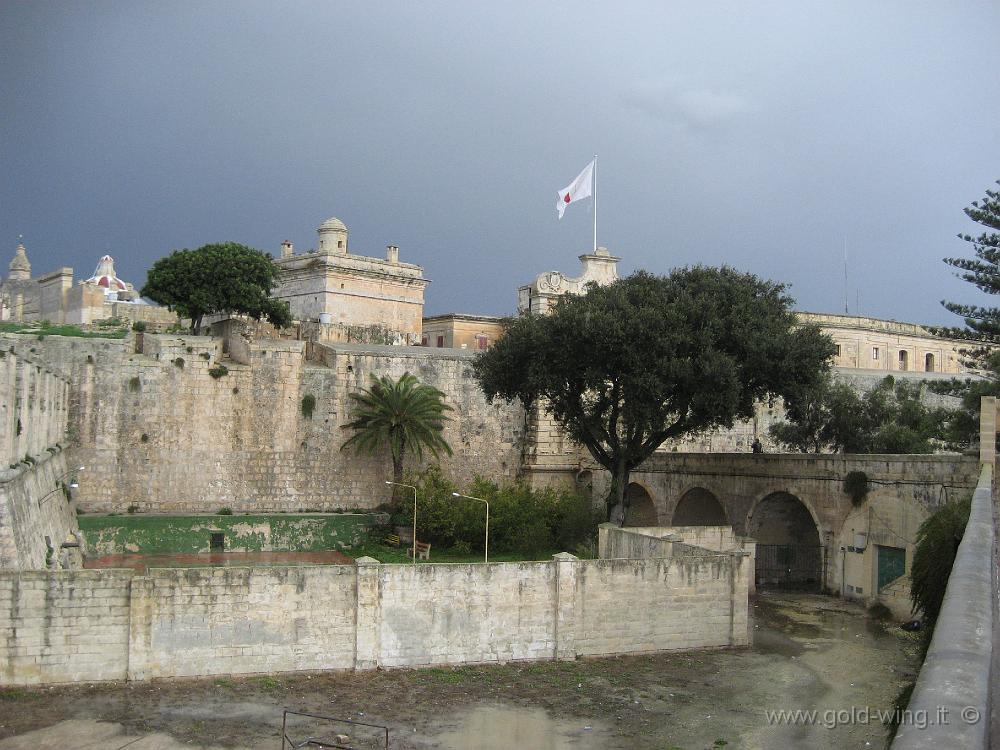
[563,193,571,203]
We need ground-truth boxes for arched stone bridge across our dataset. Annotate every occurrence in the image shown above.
[596,452,979,591]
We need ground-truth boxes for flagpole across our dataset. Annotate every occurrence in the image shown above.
[593,155,598,252]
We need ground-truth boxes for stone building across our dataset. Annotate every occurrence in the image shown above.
[421,313,504,350]
[272,217,428,345]
[802,311,965,374]
[0,242,178,328]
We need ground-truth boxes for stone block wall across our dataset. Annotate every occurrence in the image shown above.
[376,560,558,667]
[0,570,132,684]
[0,333,524,515]
[0,544,750,684]
[128,566,359,680]
[0,345,77,570]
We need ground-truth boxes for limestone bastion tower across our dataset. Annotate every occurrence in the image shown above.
[270,216,428,343]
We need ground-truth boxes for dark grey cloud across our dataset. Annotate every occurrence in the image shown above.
[1,1,998,325]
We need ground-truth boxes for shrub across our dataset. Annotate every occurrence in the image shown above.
[910,493,972,627]
[395,466,600,555]
[200,352,211,360]
[301,393,316,419]
[843,470,869,507]
[173,358,185,369]
[131,321,147,332]
[217,507,233,515]
[127,504,139,514]
[208,365,228,379]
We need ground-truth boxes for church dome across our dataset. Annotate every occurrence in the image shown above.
[86,255,128,292]
[318,217,347,232]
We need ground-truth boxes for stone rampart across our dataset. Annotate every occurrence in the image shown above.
[0,345,76,569]
[0,333,524,514]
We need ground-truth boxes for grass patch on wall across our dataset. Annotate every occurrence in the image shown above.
[0,322,128,339]
[78,513,380,556]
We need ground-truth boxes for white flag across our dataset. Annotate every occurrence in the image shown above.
[556,160,594,219]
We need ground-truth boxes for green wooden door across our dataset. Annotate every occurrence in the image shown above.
[877,545,906,590]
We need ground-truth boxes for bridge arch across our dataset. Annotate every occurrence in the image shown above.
[671,486,729,526]
[746,490,824,590]
[623,481,659,527]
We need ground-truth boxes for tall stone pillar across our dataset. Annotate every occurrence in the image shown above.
[980,396,996,466]
[354,556,381,670]
[552,552,579,660]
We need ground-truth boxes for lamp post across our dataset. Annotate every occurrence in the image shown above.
[38,465,85,507]
[385,481,418,564]
[452,492,489,563]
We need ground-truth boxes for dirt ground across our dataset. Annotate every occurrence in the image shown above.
[0,592,920,749]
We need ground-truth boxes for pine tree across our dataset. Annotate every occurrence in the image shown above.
[939,180,1000,363]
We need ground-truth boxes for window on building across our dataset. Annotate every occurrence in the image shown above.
[925,353,935,372]
[421,336,428,346]
[835,344,842,357]
[437,336,444,348]
[476,335,488,350]
[898,350,908,371]
[872,347,880,361]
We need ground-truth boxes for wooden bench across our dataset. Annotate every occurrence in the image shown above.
[408,541,431,560]
[385,533,400,547]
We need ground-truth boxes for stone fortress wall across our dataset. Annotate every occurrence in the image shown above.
[0,332,523,514]
[0,346,77,570]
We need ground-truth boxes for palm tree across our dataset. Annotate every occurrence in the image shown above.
[341,372,453,506]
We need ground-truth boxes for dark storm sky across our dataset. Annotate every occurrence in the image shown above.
[2,1,999,323]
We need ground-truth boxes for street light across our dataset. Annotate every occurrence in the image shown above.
[38,465,85,507]
[385,481,418,564]
[452,492,489,563]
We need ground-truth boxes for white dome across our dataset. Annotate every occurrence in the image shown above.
[86,255,129,293]
[318,217,347,232]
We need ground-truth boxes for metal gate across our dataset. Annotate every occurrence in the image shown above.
[755,544,824,590]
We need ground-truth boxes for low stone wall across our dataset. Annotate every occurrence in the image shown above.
[0,540,750,685]
[890,460,994,749]
[0,570,132,684]
[78,513,382,556]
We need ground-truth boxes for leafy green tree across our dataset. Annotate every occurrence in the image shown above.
[771,375,953,453]
[910,494,972,627]
[474,268,835,523]
[937,180,1000,364]
[769,373,864,453]
[141,242,291,333]
[341,372,453,506]
[928,351,1000,450]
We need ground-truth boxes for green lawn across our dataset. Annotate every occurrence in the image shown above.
[0,322,128,339]
[343,540,562,564]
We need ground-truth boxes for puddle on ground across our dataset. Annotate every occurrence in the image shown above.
[431,705,615,750]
